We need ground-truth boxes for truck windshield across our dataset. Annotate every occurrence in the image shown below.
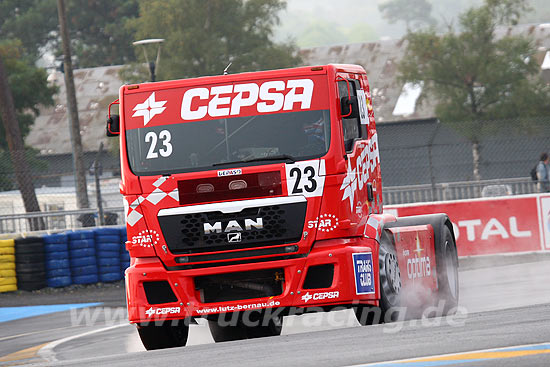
[126,109,331,175]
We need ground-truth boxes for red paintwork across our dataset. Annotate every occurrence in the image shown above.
[115,65,442,323]
[390,225,437,292]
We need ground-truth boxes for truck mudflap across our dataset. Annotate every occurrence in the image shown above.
[125,237,380,323]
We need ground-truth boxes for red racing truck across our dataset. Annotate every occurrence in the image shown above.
[106,64,459,350]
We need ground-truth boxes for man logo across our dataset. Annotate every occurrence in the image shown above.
[227,232,242,243]
[203,218,263,234]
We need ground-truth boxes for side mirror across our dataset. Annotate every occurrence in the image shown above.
[341,96,359,119]
[106,115,120,136]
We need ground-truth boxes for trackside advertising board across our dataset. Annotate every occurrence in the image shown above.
[386,194,550,256]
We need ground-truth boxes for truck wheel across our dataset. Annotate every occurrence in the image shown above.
[137,322,189,350]
[208,320,248,342]
[208,314,282,342]
[435,225,459,315]
[355,234,403,326]
[353,305,382,326]
[379,233,403,322]
[245,314,282,338]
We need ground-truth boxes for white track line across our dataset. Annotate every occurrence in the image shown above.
[37,323,130,362]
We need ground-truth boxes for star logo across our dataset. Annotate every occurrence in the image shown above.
[145,307,155,317]
[340,162,357,207]
[301,292,312,303]
[132,92,167,126]
[414,235,424,257]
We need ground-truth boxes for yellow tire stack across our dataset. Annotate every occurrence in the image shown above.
[0,239,17,292]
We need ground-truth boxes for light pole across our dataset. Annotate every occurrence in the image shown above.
[132,38,165,82]
[541,48,550,84]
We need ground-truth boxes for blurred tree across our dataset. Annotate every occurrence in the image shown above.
[126,0,301,81]
[0,0,139,67]
[0,41,55,191]
[399,0,550,180]
[378,0,437,31]
[0,41,54,229]
[0,42,56,150]
[0,0,58,62]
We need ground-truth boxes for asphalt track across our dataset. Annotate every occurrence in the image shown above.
[1,258,549,367]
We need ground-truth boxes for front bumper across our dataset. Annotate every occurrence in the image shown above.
[126,237,380,323]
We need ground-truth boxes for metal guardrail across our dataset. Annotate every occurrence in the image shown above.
[383,177,539,205]
[0,207,125,234]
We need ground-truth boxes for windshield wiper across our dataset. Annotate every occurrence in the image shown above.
[212,154,296,167]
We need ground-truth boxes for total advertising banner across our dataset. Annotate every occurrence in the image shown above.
[385,194,550,256]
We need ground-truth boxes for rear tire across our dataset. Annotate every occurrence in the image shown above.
[137,321,189,350]
[435,225,459,315]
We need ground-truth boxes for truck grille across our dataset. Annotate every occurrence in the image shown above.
[158,201,307,255]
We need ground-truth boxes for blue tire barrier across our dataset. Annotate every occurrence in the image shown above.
[96,250,120,259]
[45,251,70,261]
[68,230,95,240]
[46,267,71,278]
[120,253,130,262]
[95,235,120,244]
[43,233,69,244]
[97,257,119,267]
[70,256,96,268]
[47,276,72,288]
[73,274,99,285]
[94,227,121,236]
[119,227,127,240]
[98,265,120,274]
[46,259,70,271]
[96,242,120,252]
[70,248,95,258]
[44,243,69,253]
[69,239,95,250]
[99,272,122,283]
[71,265,98,277]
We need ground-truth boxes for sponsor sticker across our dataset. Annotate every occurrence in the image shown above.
[406,235,431,280]
[301,291,339,303]
[195,300,281,314]
[352,252,375,295]
[131,229,160,248]
[307,214,339,232]
[357,89,369,125]
[145,306,180,317]
[180,79,314,121]
[217,169,242,177]
[340,133,380,208]
[132,92,167,126]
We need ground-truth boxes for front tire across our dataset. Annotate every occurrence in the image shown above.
[355,233,403,326]
[137,321,189,350]
[208,312,282,342]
